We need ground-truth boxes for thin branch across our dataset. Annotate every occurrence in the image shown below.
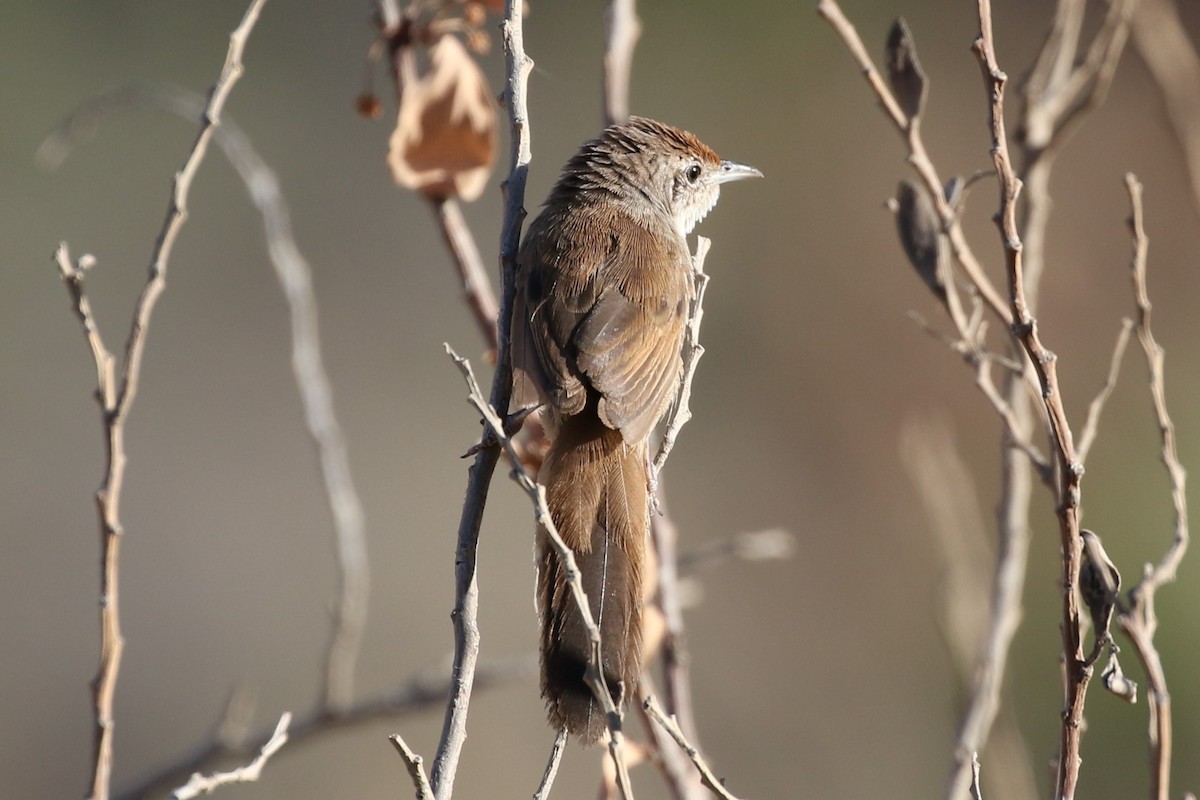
[636,676,705,800]
[968,752,984,800]
[643,696,742,800]
[51,4,268,798]
[115,656,533,800]
[817,0,1013,331]
[652,237,711,476]
[1076,319,1133,463]
[1114,173,1189,800]
[602,0,641,125]
[432,197,500,353]
[1132,0,1200,220]
[170,713,290,800]
[1023,0,1137,153]
[44,80,373,715]
[906,312,1051,480]
[390,734,436,800]
[426,3,533,796]
[674,529,794,575]
[649,504,701,754]
[532,729,568,800]
[972,7,1089,799]
[901,418,1038,800]
[445,345,635,800]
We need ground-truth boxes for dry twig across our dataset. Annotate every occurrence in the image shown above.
[652,238,711,477]
[170,713,290,800]
[972,6,1089,797]
[44,82,372,713]
[115,656,533,799]
[425,3,532,797]
[532,729,569,800]
[1114,174,1189,800]
[445,345,636,799]
[390,734,435,800]
[643,696,742,800]
[52,3,268,798]
[1132,0,1200,219]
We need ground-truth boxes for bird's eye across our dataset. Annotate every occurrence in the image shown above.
[685,164,702,183]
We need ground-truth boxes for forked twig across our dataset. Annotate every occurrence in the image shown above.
[445,345,635,800]
[390,734,435,800]
[53,3,269,798]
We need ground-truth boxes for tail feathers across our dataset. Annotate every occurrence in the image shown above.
[537,415,647,744]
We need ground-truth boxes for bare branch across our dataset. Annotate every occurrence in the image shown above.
[1132,0,1200,219]
[170,714,290,800]
[427,3,533,796]
[1076,319,1133,463]
[445,345,635,799]
[532,730,568,800]
[431,197,500,354]
[674,529,794,575]
[1023,0,1137,153]
[45,80,374,715]
[972,6,1088,798]
[968,752,984,800]
[51,4,269,798]
[653,237,711,476]
[636,676,705,800]
[1114,173,1189,800]
[116,656,533,800]
[648,502,703,783]
[603,0,641,125]
[390,734,435,800]
[818,0,1012,330]
[643,696,742,800]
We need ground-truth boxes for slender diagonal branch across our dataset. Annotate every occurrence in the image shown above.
[446,346,636,799]
[643,696,742,800]
[170,713,291,800]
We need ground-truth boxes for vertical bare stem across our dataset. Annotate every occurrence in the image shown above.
[972,6,1088,798]
[427,3,532,797]
[603,0,641,125]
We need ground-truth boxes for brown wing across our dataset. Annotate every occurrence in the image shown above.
[511,210,592,417]
[512,205,693,444]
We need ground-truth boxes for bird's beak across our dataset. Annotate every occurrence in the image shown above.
[715,160,763,183]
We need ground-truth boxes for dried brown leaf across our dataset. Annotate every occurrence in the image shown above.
[886,17,928,122]
[388,35,496,201]
[892,180,945,298]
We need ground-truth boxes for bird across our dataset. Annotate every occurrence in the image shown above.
[510,116,761,743]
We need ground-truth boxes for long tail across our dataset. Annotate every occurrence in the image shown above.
[537,413,647,744]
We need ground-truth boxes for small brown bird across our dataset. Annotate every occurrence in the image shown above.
[511,116,760,743]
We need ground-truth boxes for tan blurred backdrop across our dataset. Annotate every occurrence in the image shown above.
[4,1,1200,797]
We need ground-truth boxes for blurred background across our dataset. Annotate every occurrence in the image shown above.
[4,1,1200,797]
